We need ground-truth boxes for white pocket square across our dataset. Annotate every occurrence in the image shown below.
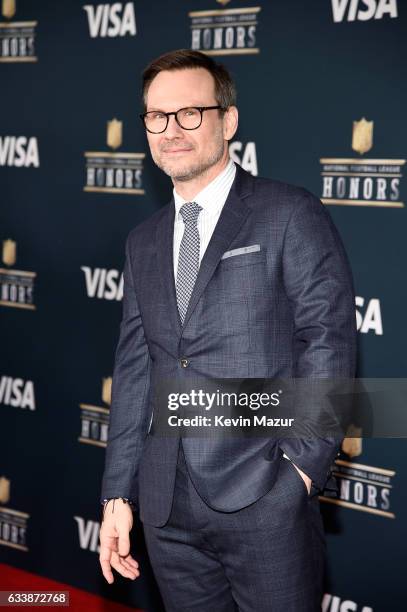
[221,244,261,260]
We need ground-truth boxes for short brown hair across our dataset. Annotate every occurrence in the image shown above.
[142,49,237,111]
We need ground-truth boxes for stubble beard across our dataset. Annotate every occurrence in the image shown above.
[152,130,225,182]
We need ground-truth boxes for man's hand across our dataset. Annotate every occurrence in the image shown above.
[292,463,312,494]
[99,499,140,584]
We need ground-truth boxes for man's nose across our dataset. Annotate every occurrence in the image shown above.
[164,113,184,138]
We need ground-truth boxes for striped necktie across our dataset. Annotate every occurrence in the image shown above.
[175,201,203,325]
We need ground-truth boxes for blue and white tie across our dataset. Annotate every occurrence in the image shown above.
[176,201,202,325]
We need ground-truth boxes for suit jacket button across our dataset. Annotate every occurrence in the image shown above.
[180,358,189,368]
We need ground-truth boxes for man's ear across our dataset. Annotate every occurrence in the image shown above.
[223,106,238,141]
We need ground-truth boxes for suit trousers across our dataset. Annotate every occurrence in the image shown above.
[142,441,325,612]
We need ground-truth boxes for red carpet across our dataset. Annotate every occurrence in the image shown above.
[0,564,143,611]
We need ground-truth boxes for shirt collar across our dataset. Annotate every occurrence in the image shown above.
[173,159,236,220]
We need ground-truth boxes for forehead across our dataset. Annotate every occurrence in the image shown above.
[146,68,216,110]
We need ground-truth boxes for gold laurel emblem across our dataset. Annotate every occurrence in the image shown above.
[107,119,122,150]
[342,426,363,458]
[2,0,16,19]
[2,239,16,266]
[0,476,11,504]
[102,377,112,405]
[352,118,373,155]
[216,0,231,5]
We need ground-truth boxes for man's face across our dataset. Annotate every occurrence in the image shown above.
[144,68,233,182]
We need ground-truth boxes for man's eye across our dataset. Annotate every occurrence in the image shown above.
[152,112,165,119]
[183,108,198,117]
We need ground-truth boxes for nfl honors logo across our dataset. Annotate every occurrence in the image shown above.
[0,0,38,62]
[320,437,396,519]
[0,476,30,551]
[341,427,363,459]
[0,239,37,310]
[352,117,373,155]
[189,0,261,56]
[106,118,122,150]
[320,118,406,207]
[84,119,145,195]
[79,377,112,447]
[0,476,10,505]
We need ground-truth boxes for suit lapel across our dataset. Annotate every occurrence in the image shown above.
[155,164,255,337]
[181,165,254,331]
[155,201,182,336]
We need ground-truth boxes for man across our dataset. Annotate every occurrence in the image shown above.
[99,49,357,611]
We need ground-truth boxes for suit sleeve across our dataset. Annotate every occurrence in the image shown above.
[279,190,357,491]
[100,231,152,506]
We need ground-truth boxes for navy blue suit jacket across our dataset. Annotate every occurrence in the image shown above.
[100,163,357,526]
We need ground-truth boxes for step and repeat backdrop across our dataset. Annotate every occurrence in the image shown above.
[1,0,406,610]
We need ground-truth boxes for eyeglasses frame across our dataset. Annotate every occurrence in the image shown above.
[140,105,226,134]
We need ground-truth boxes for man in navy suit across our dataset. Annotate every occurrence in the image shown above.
[99,49,357,611]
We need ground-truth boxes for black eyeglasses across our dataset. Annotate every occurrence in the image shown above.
[140,105,225,134]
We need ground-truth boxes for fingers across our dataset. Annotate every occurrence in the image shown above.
[292,463,312,494]
[99,542,115,584]
[119,553,139,571]
[117,528,131,558]
[99,539,140,583]
[111,551,140,580]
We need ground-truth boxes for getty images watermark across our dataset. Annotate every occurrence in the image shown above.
[166,388,295,429]
[148,377,407,439]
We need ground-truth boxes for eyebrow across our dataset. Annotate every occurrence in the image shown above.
[146,104,212,112]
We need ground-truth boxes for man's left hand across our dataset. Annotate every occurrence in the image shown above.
[292,463,312,494]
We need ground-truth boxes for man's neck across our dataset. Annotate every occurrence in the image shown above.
[172,154,230,201]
